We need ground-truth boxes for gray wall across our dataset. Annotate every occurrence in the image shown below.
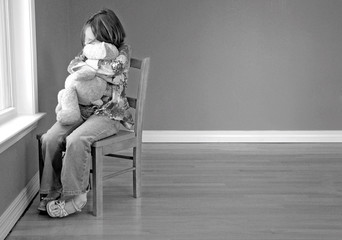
[33,0,342,132]
[65,0,342,131]
[36,0,342,131]
[0,132,39,214]
[36,0,71,131]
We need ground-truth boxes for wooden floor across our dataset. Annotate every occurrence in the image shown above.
[6,143,342,240]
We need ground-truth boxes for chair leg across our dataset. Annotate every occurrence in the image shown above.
[92,147,103,217]
[37,134,46,200]
[133,144,141,198]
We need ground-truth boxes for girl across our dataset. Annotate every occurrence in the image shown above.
[38,8,133,218]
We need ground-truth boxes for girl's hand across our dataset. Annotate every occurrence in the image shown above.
[110,44,130,76]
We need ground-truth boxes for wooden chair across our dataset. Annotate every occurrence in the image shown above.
[91,57,150,216]
[37,57,150,217]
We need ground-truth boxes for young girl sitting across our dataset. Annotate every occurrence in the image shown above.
[38,8,133,218]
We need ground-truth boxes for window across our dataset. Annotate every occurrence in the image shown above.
[0,0,44,154]
[0,0,14,117]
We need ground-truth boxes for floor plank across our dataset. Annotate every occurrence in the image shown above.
[6,143,342,240]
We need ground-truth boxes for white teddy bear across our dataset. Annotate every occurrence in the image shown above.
[55,42,119,125]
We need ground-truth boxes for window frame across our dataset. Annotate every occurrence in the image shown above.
[0,0,15,122]
[0,0,44,154]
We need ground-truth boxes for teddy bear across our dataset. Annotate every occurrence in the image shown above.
[55,42,119,125]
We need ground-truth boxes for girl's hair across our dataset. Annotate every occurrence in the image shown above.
[81,8,126,48]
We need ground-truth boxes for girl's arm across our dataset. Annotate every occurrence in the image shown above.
[96,43,131,84]
[111,43,131,77]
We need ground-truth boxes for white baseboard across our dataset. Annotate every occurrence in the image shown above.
[142,131,342,143]
[0,172,39,240]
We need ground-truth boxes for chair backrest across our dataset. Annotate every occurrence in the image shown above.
[127,57,150,141]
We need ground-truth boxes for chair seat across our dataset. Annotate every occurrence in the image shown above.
[92,130,135,147]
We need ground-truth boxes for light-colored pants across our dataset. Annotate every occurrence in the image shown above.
[40,114,120,196]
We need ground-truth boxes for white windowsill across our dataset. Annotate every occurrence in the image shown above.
[0,113,45,154]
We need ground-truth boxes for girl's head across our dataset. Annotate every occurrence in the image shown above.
[81,8,126,48]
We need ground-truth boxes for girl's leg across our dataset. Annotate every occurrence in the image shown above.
[46,115,120,217]
[40,119,83,195]
[61,115,120,197]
